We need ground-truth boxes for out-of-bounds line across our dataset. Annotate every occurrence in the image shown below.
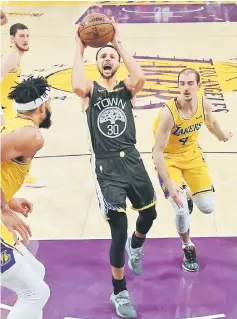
[31,235,237,241]
[64,315,226,319]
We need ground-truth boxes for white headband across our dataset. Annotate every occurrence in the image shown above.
[14,92,50,111]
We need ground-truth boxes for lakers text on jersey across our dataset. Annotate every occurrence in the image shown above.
[153,93,213,196]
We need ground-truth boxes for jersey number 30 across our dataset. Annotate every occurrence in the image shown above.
[179,137,189,146]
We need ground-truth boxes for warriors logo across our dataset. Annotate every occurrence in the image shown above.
[98,107,127,138]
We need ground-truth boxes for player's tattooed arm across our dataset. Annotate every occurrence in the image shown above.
[110,17,145,97]
[203,97,233,142]
[1,126,44,161]
[72,33,93,102]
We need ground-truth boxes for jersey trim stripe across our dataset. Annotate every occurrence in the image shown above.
[164,103,176,128]
[201,95,206,121]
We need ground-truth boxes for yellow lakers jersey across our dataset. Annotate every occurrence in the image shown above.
[1,49,21,120]
[153,93,205,154]
[1,117,36,245]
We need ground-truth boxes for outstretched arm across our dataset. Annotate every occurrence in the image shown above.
[111,18,145,97]
[72,35,93,101]
[203,97,233,142]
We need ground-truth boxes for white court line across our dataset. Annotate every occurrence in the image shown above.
[31,235,237,241]
[183,315,225,319]
[64,314,226,319]
[0,303,12,310]
[0,304,226,319]
[33,179,237,199]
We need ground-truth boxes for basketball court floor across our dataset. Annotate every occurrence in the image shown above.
[1,1,237,318]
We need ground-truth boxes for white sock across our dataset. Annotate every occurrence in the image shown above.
[182,241,194,249]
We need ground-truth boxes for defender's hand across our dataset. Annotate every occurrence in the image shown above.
[1,206,32,244]
[221,131,233,142]
[8,197,33,217]
[166,180,184,208]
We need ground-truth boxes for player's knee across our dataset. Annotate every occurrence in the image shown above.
[37,281,50,307]
[194,193,214,214]
[136,205,157,235]
[35,261,46,279]
[22,279,50,308]
[168,195,190,234]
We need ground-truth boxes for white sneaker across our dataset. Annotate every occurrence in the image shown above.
[110,290,137,318]
[126,237,143,275]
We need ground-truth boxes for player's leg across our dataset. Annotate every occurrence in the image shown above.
[158,162,198,271]
[183,147,214,214]
[182,182,194,214]
[15,243,48,319]
[107,209,136,318]
[17,243,46,279]
[126,150,157,276]
[93,156,137,318]
[1,243,50,319]
[182,148,214,271]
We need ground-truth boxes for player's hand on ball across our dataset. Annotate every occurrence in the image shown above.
[222,131,233,142]
[1,205,32,244]
[75,30,87,51]
[166,180,184,209]
[110,16,120,46]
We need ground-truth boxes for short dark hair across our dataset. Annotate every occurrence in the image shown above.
[8,76,50,106]
[10,23,28,36]
[178,68,200,84]
[96,45,121,62]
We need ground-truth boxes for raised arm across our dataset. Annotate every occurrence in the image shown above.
[71,35,93,100]
[1,126,44,162]
[203,97,232,142]
[111,18,145,97]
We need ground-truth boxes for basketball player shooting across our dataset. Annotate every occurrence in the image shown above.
[72,17,157,319]
[153,68,233,272]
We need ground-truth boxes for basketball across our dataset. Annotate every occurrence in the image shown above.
[78,13,115,48]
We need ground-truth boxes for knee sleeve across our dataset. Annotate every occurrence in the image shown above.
[24,280,50,308]
[168,194,190,234]
[136,205,157,235]
[108,210,128,268]
[193,192,214,214]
